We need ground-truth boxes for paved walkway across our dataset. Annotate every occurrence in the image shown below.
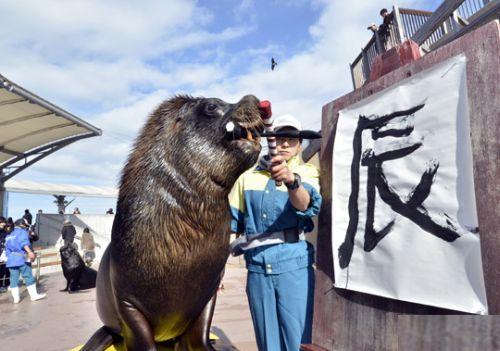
[0,257,257,351]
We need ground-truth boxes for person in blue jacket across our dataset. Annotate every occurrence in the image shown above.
[229,115,322,351]
[5,218,46,303]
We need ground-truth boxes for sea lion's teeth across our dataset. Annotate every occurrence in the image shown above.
[225,121,235,132]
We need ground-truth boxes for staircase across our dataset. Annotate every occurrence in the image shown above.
[32,247,62,280]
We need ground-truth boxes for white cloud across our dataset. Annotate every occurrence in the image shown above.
[189,1,384,130]
[20,90,170,185]
[0,0,247,110]
[161,27,250,54]
[0,0,203,59]
[3,0,434,189]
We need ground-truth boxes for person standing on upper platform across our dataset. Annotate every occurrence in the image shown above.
[229,115,322,351]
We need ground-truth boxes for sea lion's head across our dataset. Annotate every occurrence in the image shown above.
[59,243,82,267]
[126,94,262,196]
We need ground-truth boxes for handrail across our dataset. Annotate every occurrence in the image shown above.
[35,250,41,283]
[412,0,466,44]
[430,1,500,50]
[0,251,42,285]
[400,8,434,16]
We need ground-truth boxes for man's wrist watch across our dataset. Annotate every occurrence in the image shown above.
[285,172,301,190]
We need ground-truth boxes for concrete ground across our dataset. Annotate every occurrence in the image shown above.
[0,256,257,351]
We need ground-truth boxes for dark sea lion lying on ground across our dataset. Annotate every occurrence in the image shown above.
[81,95,262,350]
[59,244,97,292]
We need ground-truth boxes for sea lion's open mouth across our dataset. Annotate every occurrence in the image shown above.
[224,121,262,144]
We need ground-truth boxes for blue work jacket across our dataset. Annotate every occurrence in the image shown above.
[5,227,30,268]
[229,156,322,274]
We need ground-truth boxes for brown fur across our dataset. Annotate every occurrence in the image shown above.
[82,95,262,351]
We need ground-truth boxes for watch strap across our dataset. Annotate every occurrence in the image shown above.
[285,173,301,190]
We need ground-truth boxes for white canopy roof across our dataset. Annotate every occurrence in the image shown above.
[0,74,101,181]
[4,179,118,198]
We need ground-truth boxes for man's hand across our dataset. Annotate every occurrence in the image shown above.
[28,251,35,262]
[269,155,295,184]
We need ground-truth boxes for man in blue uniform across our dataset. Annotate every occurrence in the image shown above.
[230,115,322,351]
[5,218,46,303]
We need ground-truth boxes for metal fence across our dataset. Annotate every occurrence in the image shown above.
[349,0,491,89]
[457,0,491,18]
[0,251,41,288]
[350,6,420,89]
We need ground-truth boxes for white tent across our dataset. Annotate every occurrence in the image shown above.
[0,74,101,181]
[4,179,118,198]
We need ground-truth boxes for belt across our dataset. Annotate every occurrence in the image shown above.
[230,228,304,256]
[283,228,301,243]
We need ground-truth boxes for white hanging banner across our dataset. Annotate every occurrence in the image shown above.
[331,54,488,314]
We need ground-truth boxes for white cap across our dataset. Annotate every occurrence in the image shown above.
[273,114,302,131]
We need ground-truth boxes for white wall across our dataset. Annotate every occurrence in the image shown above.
[35,214,113,262]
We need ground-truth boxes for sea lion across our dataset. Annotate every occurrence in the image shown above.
[59,243,97,292]
[81,95,262,350]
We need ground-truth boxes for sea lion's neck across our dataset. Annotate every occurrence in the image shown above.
[113,162,230,250]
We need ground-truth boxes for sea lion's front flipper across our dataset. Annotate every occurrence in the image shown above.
[118,299,157,351]
[79,326,117,351]
[60,281,69,292]
[174,292,218,351]
[68,278,78,293]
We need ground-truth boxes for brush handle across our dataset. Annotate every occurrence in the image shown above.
[260,130,322,139]
[258,100,282,187]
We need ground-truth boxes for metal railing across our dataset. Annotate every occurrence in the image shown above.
[349,0,492,89]
[414,0,492,49]
[457,0,491,19]
[0,251,42,288]
[350,6,419,89]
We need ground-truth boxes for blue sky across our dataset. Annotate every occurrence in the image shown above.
[0,0,442,218]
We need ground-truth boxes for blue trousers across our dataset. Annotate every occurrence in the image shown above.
[9,263,35,288]
[246,266,315,351]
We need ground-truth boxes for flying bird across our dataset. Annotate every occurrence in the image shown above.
[271,57,277,71]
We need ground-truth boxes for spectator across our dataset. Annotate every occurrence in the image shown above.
[106,208,114,215]
[61,220,77,246]
[368,8,394,50]
[28,225,39,244]
[5,218,46,303]
[23,209,33,225]
[229,115,322,350]
[0,217,10,293]
[73,207,81,215]
[378,8,394,43]
[81,227,97,267]
[6,217,14,233]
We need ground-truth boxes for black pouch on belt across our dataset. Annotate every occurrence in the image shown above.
[284,228,300,243]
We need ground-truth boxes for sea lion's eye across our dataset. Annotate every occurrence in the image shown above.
[205,103,218,114]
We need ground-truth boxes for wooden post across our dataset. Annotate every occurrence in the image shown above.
[393,5,406,42]
[0,182,6,217]
[374,32,384,54]
[349,63,356,91]
[361,49,370,84]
